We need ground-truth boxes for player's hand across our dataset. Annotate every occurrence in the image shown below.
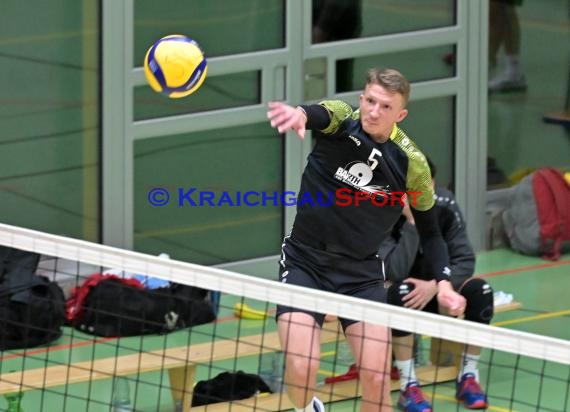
[402,278,437,310]
[436,280,466,317]
[267,101,307,139]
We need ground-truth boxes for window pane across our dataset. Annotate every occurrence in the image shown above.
[311,0,455,45]
[134,0,285,65]
[134,123,283,265]
[487,0,570,190]
[135,71,261,121]
[403,97,455,189]
[304,45,455,98]
[0,1,100,241]
[343,46,455,92]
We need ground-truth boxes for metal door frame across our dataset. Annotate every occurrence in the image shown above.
[101,0,488,269]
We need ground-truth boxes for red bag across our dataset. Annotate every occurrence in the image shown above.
[532,168,570,260]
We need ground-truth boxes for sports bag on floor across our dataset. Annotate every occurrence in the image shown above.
[0,247,66,350]
[502,168,570,260]
[67,274,216,337]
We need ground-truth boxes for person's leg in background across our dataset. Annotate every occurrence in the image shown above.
[455,278,494,410]
[388,282,433,412]
[489,0,527,92]
[489,0,506,71]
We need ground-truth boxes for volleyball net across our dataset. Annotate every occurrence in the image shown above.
[0,223,569,411]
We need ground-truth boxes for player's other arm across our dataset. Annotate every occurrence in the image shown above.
[439,205,476,289]
[411,206,450,282]
[412,206,466,316]
[406,161,450,285]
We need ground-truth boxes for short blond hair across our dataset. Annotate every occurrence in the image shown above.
[366,68,410,105]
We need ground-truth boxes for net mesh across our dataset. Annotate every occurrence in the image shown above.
[0,223,569,412]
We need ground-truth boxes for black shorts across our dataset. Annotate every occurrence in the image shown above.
[276,236,387,331]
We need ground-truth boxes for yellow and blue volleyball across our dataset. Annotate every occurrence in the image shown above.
[143,35,208,98]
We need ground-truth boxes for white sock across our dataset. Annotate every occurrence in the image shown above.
[395,359,418,392]
[505,55,521,78]
[459,352,480,381]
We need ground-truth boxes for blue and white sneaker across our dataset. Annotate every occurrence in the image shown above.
[456,373,488,409]
[397,382,432,412]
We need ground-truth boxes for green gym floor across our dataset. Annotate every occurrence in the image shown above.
[1,248,569,412]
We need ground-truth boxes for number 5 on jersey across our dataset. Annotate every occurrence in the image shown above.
[367,148,383,170]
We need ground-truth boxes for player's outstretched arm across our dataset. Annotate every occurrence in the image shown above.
[267,101,307,139]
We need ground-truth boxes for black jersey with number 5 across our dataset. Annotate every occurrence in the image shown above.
[291,100,435,260]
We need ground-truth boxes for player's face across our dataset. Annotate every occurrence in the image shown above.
[359,83,408,142]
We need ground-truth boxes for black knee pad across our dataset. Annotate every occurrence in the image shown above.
[388,282,414,337]
[461,278,494,324]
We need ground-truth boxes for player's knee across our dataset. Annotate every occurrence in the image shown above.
[460,278,494,324]
[388,282,414,307]
[388,282,414,337]
[285,352,319,381]
[358,365,389,392]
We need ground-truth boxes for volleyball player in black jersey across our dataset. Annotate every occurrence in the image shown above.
[267,68,466,412]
